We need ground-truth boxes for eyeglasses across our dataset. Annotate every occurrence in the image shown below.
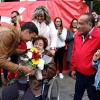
[72,22,78,24]
[11,15,17,19]
[55,21,61,22]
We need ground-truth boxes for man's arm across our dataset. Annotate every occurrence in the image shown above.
[13,49,26,55]
[70,43,76,79]
[0,28,33,75]
[70,43,76,71]
[92,49,100,70]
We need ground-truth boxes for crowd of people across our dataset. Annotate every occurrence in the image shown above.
[0,5,100,100]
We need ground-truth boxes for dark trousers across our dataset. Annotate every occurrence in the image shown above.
[74,71,97,100]
[67,61,72,71]
[2,81,41,100]
[0,74,2,87]
[54,47,65,73]
[0,69,8,87]
[3,69,8,78]
[96,90,100,100]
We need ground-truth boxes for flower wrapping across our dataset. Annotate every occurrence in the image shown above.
[20,47,44,70]
[8,47,45,84]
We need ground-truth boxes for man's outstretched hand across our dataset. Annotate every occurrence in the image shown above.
[19,66,36,76]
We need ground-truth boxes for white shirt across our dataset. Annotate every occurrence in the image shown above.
[32,20,57,50]
[56,28,67,48]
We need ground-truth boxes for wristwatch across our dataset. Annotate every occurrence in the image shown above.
[50,47,55,50]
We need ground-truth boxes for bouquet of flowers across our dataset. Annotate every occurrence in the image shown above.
[8,47,45,84]
[20,47,44,70]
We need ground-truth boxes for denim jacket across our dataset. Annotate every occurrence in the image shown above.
[92,60,100,90]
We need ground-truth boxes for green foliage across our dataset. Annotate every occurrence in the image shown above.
[93,1,100,14]
[1,0,5,2]
[8,72,25,85]
[86,1,100,14]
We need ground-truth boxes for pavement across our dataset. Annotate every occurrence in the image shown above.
[57,73,89,100]
[0,73,89,100]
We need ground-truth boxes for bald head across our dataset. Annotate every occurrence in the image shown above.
[77,13,95,35]
[81,13,95,27]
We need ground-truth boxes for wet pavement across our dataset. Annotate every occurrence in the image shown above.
[0,73,89,100]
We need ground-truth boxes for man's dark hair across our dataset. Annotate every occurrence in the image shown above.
[21,22,38,35]
[91,10,97,14]
[11,11,19,15]
[83,13,95,27]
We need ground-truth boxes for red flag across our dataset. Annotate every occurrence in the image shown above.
[0,0,89,29]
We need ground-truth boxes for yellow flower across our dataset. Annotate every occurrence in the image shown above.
[30,47,38,52]
[32,59,40,65]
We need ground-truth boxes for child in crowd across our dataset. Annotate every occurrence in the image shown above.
[92,49,100,100]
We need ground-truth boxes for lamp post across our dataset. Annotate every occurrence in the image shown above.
[85,0,93,12]
[90,1,93,10]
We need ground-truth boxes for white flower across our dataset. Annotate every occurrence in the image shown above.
[20,56,25,60]
[37,59,44,70]
[24,58,29,61]
[26,52,32,59]
[20,56,29,61]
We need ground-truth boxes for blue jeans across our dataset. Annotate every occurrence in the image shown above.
[74,71,97,100]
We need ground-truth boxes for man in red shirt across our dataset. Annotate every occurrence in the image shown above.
[71,13,100,100]
[10,11,27,54]
[10,11,25,27]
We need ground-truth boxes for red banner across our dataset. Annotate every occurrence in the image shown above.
[0,0,89,29]
[0,0,89,72]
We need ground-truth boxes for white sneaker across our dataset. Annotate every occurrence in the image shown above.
[59,73,64,79]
